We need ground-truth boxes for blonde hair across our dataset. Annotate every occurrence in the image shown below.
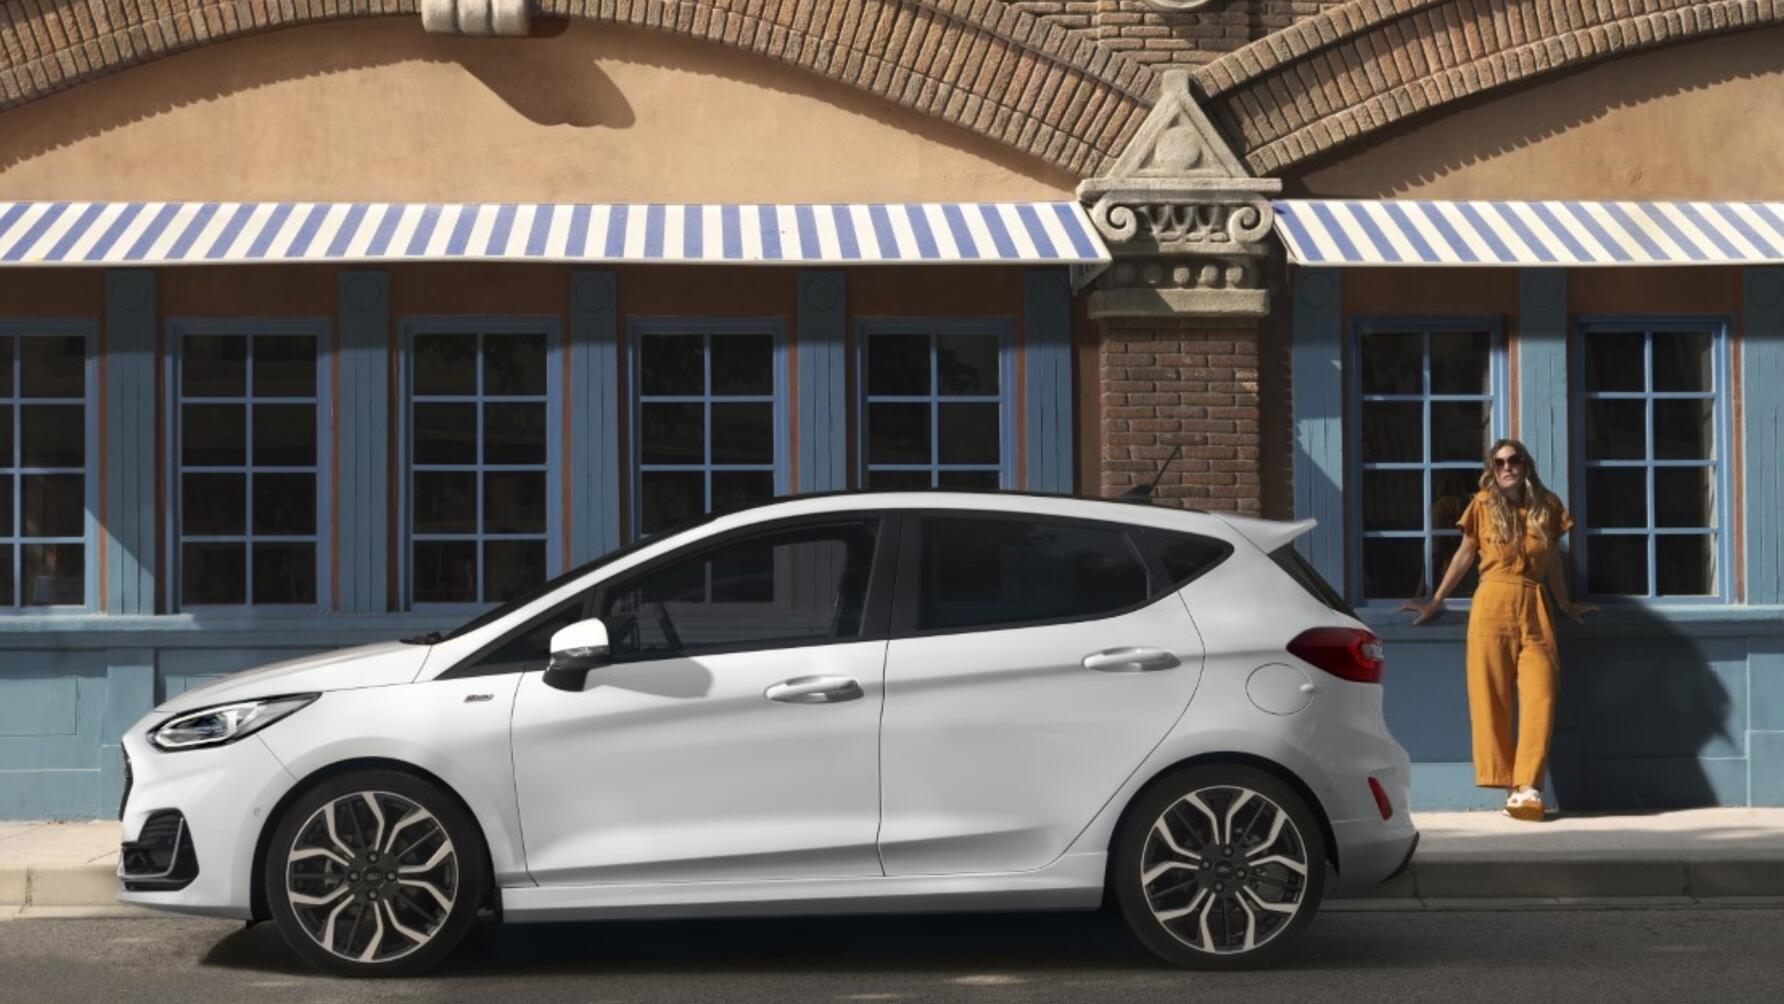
[1477,438,1556,550]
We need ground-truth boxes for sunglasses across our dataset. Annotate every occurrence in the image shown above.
[1491,455,1526,470]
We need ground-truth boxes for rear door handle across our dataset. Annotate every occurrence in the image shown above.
[1082,648,1180,673]
[765,675,865,704]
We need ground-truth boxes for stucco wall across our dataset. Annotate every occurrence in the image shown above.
[0,18,1076,203]
[1289,26,1784,199]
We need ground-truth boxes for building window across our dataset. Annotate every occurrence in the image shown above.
[0,327,89,608]
[632,322,785,536]
[1576,322,1727,599]
[859,321,1011,491]
[409,324,556,605]
[1352,322,1504,603]
[175,325,322,607]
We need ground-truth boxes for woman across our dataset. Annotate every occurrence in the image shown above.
[1400,439,1595,821]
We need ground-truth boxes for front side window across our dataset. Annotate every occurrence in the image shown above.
[410,327,552,605]
[176,327,320,606]
[861,324,1008,490]
[913,515,1149,632]
[1578,323,1725,598]
[1,329,87,608]
[601,519,879,660]
[1353,324,1501,602]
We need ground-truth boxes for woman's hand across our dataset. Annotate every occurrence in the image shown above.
[1558,600,1598,624]
[1398,598,1445,626]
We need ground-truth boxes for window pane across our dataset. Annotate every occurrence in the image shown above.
[0,474,11,534]
[252,473,317,535]
[1656,534,1713,596]
[252,404,316,467]
[182,474,245,535]
[640,471,704,535]
[182,335,246,397]
[710,335,774,395]
[0,410,10,464]
[1655,467,1713,529]
[640,403,704,465]
[20,543,82,605]
[639,334,704,395]
[413,403,477,465]
[1361,537,1424,600]
[711,403,774,464]
[1430,400,1490,462]
[1428,331,1491,395]
[413,540,477,603]
[1430,468,1478,528]
[485,333,548,396]
[413,471,477,533]
[868,403,930,465]
[253,335,316,397]
[183,542,247,605]
[937,402,999,465]
[0,544,11,604]
[937,470,999,490]
[1432,534,1478,600]
[712,470,774,513]
[867,334,930,395]
[1652,331,1712,393]
[181,405,245,467]
[21,404,84,468]
[17,335,83,399]
[1653,399,1713,460]
[1360,332,1422,395]
[0,337,11,396]
[1586,468,1647,528]
[483,403,546,465]
[252,543,316,604]
[21,474,83,537]
[484,471,546,534]
[1360,401,1421,463]
[1362,469,1421,532]
[1585,335,1643,392]
[1145,531,1231,587]
[1585,400,1645,461]
[917,517,1148,631]
[936,334,999,395]
[1587,535,1647,595]
[485,540,546,602]
[413,334,477,395]
[867,469,931,490]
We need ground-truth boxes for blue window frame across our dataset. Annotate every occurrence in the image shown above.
[1571,318,1732,601]
[403,319,561,607]
[167,320,329,609]
[630,319,788,538]
[1347,319,1507,605]
[857,319,1015,491]
[0,322,95,612]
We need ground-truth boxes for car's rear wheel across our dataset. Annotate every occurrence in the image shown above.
[264,769,487,977]
[1112,764,1326,969]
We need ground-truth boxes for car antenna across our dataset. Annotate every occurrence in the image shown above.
[1121,444,1183,502]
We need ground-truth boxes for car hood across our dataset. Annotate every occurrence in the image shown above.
[153,641,430,715]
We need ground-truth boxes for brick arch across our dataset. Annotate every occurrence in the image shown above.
[0,0,1159,176]
[1191,0,1784,175]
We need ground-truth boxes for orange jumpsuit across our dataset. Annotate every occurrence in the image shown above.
[1457,492,1573,789]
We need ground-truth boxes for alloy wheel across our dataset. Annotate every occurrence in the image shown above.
[284,791,459,965]
[1139,784,1310,955]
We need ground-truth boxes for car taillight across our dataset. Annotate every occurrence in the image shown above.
[1287,627,1384,684]
[1368,777,1394,820]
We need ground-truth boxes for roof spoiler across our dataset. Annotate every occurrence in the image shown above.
[1216,515,1318,554]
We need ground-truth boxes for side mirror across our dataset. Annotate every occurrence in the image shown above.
[542,618,611,692]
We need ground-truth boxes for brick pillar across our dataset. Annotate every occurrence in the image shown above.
[1098,319,1261,515]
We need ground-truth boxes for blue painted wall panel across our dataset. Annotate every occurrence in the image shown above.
[568,271,622,561]
[1743,267,1784,604]
[338,272,391,611]
[1517,269,1569,489]
[1750,641,1784,732]
[1290,269,1344,583]
[1752,732,1784,806]
[796,270,848,493]
[1023,268,1074,493]
[104,270,157,615]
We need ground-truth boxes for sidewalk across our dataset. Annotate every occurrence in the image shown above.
[3,810,1782,918]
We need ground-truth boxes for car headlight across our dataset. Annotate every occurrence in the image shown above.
[148,694,318,752]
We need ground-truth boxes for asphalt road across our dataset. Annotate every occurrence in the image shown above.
[1,906,1779,1004]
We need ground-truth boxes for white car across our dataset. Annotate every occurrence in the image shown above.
[118,491,1416,975]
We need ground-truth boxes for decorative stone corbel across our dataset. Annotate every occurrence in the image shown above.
[421,0,531,36]
[1076,70,1280,321]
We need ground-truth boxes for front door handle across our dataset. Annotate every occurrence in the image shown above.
[1082,648,1181,673]
[765,675,865,704]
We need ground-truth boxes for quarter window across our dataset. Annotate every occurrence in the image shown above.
[861,324,1008,490]
[0,329,87,607]
[913,516,1149,632]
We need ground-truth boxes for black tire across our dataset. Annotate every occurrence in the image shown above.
[1112,764,1327,970]
[263,769,488,978]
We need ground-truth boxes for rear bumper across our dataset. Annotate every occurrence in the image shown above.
[1331,816,1419,894]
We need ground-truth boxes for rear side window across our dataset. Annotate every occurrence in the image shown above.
[1135,529,1232,589]
[1270,545,1356,618]
[914,516,1150,632]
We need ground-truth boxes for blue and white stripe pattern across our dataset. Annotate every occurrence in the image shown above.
[0,202,1108,266]
[1275,200,1784,267]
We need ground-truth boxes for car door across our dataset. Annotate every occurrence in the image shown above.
[510,513,895,886]
[877,512,1212,876]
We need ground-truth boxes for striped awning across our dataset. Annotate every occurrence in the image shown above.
[0,201,1109,267]
[1275,200,1784,267]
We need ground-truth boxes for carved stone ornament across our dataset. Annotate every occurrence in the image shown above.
[1077,70,1280,322]
[421,0,531,36]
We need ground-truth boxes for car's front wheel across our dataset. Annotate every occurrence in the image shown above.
[264,769,487,977]
[1112,764,1327,969]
